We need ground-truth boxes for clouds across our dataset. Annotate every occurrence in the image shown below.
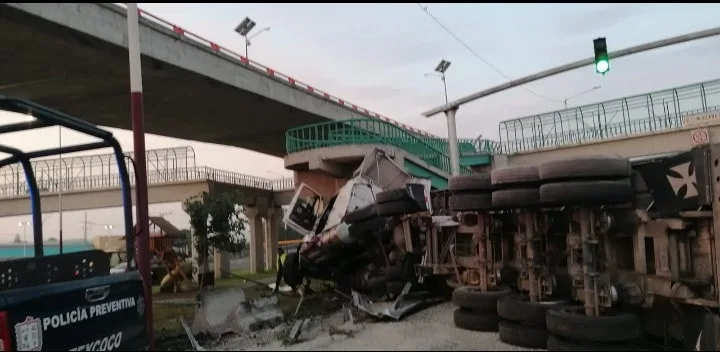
[554,4,647,37]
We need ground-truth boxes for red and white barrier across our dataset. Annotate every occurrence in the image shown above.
[120,4,437,138]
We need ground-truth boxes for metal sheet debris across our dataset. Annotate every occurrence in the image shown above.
[350,283,444,320]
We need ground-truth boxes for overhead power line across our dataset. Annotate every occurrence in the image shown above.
[416,3,562,103]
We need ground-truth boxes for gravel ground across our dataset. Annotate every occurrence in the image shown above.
[209,302,541,351]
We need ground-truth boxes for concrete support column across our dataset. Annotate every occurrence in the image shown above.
[294,170,348,199]
[264,207,283,270]
[247,206,267,274]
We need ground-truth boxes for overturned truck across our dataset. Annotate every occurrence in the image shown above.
[281,149,435,301]
[436,145,720,351]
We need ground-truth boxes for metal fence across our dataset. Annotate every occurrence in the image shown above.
[0,146,294,198]
[498,78,720,154]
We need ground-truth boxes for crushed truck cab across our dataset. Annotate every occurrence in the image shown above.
[283,148,431,239]
[282,148,432,293]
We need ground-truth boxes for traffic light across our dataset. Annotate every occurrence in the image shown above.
[593,37,610,75]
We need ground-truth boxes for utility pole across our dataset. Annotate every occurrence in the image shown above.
[126,3,153,349]
[422,25,720,174]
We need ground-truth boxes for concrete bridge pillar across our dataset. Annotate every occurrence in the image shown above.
[264,207,283,270]
[247,206,267,274]
[294,170,348,199]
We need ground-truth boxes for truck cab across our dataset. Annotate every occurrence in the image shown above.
[283,148,432,239]
[0,97,148,351]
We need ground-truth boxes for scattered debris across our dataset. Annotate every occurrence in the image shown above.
[192,287,284,336]
[350,283,444,320]
[180,317,206,351]
[327,325,356,340]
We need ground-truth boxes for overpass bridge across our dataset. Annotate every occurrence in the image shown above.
[0,2,438,157]
[486,78,720,165]
[0,2,500,190]
[0,146,294,273]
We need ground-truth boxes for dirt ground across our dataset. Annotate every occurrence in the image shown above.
[204,302,539,351]
[153,273,540,352]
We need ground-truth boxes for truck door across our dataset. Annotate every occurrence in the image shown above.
[283,183,324,237]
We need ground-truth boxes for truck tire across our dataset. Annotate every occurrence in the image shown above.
[376,188,409,204]
[449,173,492,192]
[492,188,541,209]
[449,193,493,211]
[539,179,634,206]
[499,320,548,349]
[539,156,630,182]
[497,294,567,327]
[547,335,648,351]
[453,308,500,332]
[546,306,643,343]
[452,286,511,312]
[491,165,540,188]
[343,204,377,224]
[376,199,421,216]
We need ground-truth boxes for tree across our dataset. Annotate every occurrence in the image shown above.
[13,234,21,243]
[182,191,248,282]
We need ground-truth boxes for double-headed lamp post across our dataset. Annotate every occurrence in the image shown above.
[564,86,602,109]
[235,17,270,60]
[104,224,114,236]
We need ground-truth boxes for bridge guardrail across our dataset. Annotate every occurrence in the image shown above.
[499,78,720,154]
[0,166,295,198]
[110,4,434,138]
[285,119,474,175]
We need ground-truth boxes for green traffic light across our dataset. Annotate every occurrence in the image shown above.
[595,59,610,74]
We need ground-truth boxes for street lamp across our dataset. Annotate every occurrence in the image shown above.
[235,17,270,60]
[104,224,114,236]
[17,221,30,257]
[428,59,461,176]
[425,59,451,104]
[563,86,601,109]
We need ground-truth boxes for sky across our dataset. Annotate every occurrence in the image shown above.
[1,3,720,243]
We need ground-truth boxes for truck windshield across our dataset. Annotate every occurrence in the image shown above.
[0,97,135,264]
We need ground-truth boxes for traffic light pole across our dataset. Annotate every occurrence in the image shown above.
[422,25,720,174]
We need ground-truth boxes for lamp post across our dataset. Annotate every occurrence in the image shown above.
[425,59,451,104]
[564,86,601,109]
[429,59,459,175]
[17,221,30,257]
[104,224,114,236]
[235,17,270,60]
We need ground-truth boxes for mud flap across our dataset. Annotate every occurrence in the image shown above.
[350,282,443,320]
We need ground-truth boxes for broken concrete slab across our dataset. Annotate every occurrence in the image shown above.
[192,287,284,336]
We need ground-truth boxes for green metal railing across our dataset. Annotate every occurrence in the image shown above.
[286,119,474,175]
[420,137,502,155]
